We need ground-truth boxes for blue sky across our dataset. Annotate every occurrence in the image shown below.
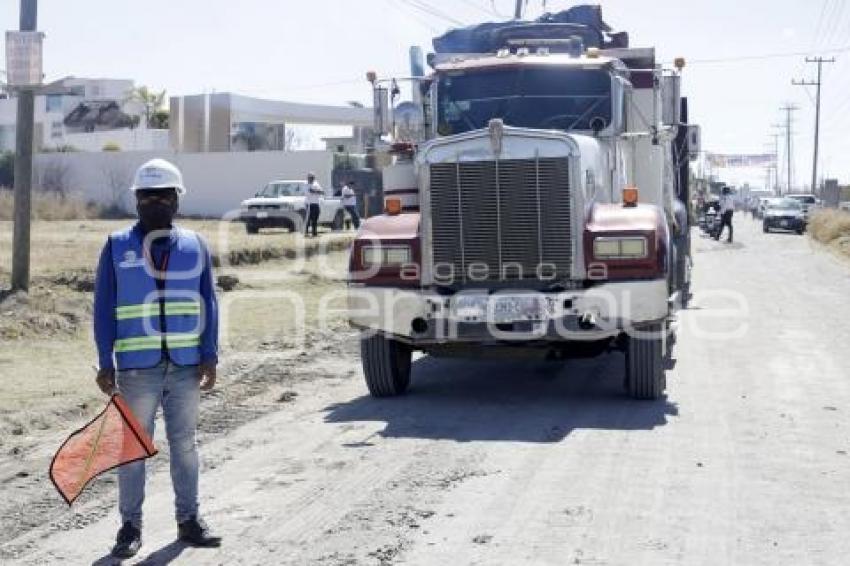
[3,0,849,188]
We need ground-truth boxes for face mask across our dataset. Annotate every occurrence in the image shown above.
[138,201,175,230]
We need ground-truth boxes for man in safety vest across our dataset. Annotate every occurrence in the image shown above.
[93,158,221,558]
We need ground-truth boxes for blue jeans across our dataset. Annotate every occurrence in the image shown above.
[344,205,361,229]
[117,361,201,527]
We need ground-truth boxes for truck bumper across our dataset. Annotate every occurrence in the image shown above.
[348,280,670,345]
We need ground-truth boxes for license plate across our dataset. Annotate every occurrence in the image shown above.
[780,219,788,227]
[256,211,269,219]
[452,295,545,323]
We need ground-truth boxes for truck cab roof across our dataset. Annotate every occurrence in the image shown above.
[434,52,619,73]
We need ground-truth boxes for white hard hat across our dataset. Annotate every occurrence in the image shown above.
[129,158,186,195]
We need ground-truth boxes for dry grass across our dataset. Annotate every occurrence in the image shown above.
[0,190,100,221]
[0,219,354,281]
[808,209,850,252]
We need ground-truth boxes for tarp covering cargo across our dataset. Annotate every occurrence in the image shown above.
[432,4,627,55]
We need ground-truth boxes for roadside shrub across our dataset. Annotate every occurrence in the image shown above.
[809,209,850,244]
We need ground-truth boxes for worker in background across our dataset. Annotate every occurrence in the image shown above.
[94,158,221,559]
[341,180,361,230]
[305,172,323,238]
[715,185,735,243]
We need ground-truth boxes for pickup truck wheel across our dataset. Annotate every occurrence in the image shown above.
[361,333,412,397]
[625,323,666,400]
[332,210,345,231]
[762,222,769,233]
[245,222,259,235]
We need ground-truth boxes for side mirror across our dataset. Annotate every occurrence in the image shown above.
[687,125,701,161]
[661,75,681,126]
[612,78,629,134]
[373,86,391,136]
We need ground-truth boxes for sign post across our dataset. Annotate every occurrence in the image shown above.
[8,0,41,292]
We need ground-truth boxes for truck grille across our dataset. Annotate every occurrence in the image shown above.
[429,157,572,285]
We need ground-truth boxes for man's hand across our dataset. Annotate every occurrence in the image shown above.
[199,363,217,391]
[96,368,116,396]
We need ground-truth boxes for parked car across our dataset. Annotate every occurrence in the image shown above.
[785,193,818,227]
[756,197,779,220]
[763,198,805,234]
[239,180,345,234]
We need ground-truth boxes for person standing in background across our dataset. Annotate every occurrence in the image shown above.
[715,186,735,243]
[305,173,323,238]
[341,180,361,230]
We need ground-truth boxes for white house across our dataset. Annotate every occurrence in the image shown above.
[0,77,169,153]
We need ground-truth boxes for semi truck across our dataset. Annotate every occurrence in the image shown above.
[347,5,700,400]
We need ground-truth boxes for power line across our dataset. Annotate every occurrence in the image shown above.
[383,0,441,33]
[458,0,502,18]
[813,0,835,49]
[820,1,845,51]
[680,44,850,65]
[399,0,465,27]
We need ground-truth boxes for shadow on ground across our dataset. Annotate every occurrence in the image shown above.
[91,540,187,566]
[325,351,678,444]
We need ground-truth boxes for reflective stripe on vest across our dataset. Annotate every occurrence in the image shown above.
[115,301,201,320]
[114,333,201,353]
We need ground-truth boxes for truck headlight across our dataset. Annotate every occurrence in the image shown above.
[361,245,412,266]
[593,236,648,259]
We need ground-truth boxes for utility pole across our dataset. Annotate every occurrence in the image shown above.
[768,132,782,195]
[514,0,524,19]
[11,0,38,292]
[793,56,835,195]
[779,104,798,194]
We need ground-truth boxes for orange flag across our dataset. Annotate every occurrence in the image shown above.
[50,394,157,505]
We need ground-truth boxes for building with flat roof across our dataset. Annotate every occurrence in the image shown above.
[169,93,373,152]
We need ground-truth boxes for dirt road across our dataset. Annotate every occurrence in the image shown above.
[4,218,850,565]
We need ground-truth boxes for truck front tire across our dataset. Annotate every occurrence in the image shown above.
[245,222,259,234]
[361,333,412,397]
[625,323,666,400]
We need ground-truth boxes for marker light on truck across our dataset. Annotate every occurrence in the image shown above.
[385,197,403,215]
[361,245,412,267]
[593,236,648,259]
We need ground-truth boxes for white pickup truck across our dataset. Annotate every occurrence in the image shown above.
[240,179,346,234]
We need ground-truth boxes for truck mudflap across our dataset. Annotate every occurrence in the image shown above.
[348,279,670,344]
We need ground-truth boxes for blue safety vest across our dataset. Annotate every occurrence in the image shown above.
[109,225,205,370]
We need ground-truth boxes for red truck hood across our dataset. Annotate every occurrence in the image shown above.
[586,203,662,232]
[359,213,420,239]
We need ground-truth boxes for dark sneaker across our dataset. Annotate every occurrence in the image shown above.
[111,522,142,558]
[178,516,222,547]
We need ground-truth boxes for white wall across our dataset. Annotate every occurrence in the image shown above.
[33,150,334,217]
[60,129,170,152]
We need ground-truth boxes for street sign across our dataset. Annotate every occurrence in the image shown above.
[5,31,45,87]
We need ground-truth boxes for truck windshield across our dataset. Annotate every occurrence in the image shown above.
[437,66,612,135]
